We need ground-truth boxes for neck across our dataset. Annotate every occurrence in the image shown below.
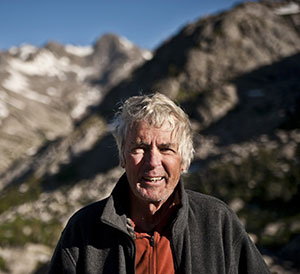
[129,191,178,233]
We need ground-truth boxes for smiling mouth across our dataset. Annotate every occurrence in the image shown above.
[142,176,165,182]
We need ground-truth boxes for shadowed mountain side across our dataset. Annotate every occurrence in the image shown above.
[0,115,119,192]
[185,52,300,146]
[96,1,300,122]
[94,16,207,119]
[95,60,167,120]
[42,133,119,191]
[0,133,119,194]
[94,14,208,117]
[96,51,300,155]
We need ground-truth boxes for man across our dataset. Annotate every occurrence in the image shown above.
[48,93,270,273]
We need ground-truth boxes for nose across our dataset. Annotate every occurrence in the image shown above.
[145,148,161,168]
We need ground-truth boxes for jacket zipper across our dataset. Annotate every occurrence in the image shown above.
[150,235,155,247]
[149,234,155,274]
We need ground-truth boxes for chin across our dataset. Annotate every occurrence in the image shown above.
[138,189,170,204]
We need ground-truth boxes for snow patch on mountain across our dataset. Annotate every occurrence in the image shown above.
[274,2,300,15]
[7,49,94,82]
[8,44,38,61]
[119,36,134,50]
[3,70,51,104]
[142,50,153,60]
[71,87,102,119]
[65,44,94,56]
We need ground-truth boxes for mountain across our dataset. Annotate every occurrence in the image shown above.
[0,1,300,273]
[0,33,152,179]
[98,1,300,123]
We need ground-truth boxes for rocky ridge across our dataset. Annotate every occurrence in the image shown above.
[0,1,299,273]
[0,34,152,176]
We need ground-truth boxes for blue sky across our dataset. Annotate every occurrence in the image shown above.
[0,0,245,51]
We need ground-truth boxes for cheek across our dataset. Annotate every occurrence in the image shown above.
[126,153,144,168]
[167,158,183,175]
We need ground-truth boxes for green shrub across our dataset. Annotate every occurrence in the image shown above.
[0,216,62,247]
[0,256,8,273]
[0,176,42,215]
[184,144,300,250]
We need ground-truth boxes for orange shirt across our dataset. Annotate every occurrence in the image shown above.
[134,229,175,274]
[131,194,180,274]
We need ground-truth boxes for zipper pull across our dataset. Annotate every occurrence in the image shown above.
[150,235,155,247]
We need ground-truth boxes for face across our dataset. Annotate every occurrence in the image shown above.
[122,121,184,207]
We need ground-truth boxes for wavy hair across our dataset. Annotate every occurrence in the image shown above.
[110,93,194,171]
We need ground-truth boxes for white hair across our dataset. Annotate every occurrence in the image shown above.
[110,93,194,171]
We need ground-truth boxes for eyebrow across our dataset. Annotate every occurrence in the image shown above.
[130,141,177,149]
[158,143,177,149]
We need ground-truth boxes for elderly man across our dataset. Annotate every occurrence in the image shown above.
[48,93,269,273]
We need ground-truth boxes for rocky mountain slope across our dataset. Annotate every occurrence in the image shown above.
[0,1,300,273]
[0,34,152,178]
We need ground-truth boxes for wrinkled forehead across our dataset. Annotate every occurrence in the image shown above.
[127,120,180,144]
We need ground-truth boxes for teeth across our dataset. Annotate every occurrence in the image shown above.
[144,177,163,182]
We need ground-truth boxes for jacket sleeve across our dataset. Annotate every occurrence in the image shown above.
[47,235,77,274]
[233,232,270,274]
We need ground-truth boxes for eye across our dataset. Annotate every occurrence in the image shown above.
[131,146,145,154]
[160,147,176,154]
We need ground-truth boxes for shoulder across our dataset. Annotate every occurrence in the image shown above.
[185,189,231,211]
[184,189,241,225]
[67,198,109,226]
[183,189,248,244]
[57,198,111,249]
[61,198,110,241]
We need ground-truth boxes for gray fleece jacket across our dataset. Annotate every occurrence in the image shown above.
[48,173,270,274]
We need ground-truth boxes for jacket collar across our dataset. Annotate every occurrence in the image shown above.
[100,173,189,236]
[100,173,131,234]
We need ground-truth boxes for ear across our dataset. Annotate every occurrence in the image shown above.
[120,159,125,168]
